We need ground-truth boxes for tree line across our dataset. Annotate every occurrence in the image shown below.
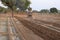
[40,7,58,13]
[0,0,59,14]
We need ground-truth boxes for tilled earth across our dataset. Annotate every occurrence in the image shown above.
[0,13,60,40]
[15,14,60,40]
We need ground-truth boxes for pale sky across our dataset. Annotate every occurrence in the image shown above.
[0,1,7,8]
[0,0,60,11]
[30,0,60,11]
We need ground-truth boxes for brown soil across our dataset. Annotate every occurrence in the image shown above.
[15,16,60,40]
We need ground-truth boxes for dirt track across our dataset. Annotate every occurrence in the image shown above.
[15,15,60,40]
[0,13,60,40]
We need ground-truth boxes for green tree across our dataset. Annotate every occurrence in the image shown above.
[0,7,3,12]
[1,0,17,17]
[50,7,58,13]
[0,6,7,13]
[28,7,32,11]
[1,0,31,17]
[16,0,31,11]
[24,0,31,10]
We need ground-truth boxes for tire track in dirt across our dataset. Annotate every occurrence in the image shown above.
[15,16,60,40]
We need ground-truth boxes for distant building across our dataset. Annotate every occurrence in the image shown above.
[32,10,39,13]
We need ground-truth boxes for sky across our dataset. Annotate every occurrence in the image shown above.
[0,1,7,8]
[30,0,60,11]
[0,0,60,11]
